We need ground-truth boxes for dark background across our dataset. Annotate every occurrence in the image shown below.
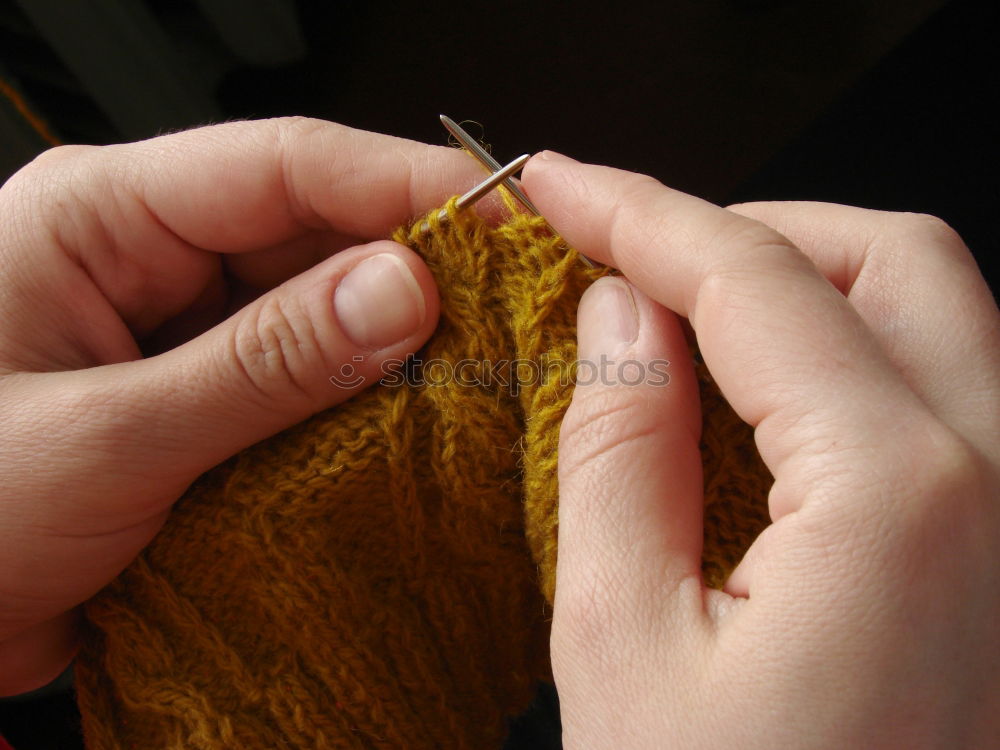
[2,0,996,287]
[1,0,997,747]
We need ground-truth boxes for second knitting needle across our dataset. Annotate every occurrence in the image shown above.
[441,115,542,216]
[440,115,596,269]
[454,153,530,211]
[422,153,531,231]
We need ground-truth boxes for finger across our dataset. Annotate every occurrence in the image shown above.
[222,228,362,289]
[127,239,439,478]
[727,201,1000,452]
[554,277,703,647]
[4,239,437,534]
[0,611,78,696]
[523,152,934,522]
[140,229,366,353]
[15,117,483,252]
[0,118,484,350]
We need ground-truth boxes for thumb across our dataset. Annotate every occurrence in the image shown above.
[0,239,436,653]
[81,239,438,479]
[552,277,703,668]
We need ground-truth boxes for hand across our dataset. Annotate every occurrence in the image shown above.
[522,152,1000,748]
[0,118,481,695]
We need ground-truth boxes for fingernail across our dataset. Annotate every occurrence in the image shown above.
[538,150,579,164]
[577,277,639,361]
[334,253,426,349]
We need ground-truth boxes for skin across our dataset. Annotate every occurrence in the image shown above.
[0,118,485,694]
[1,120,998,748]
[521,151,1000,749]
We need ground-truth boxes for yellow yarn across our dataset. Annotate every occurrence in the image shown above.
[74,197,771,749]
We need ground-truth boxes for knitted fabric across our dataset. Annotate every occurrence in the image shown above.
[74,198,772,749]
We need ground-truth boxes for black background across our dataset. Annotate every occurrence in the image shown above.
[0,0,996,747]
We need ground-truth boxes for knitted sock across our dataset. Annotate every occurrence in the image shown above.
[74,198,771,749]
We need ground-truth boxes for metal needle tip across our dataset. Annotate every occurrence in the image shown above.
[440,115,542,216]
[439,115,597,269]
[455,153,530,210]
[423,153,531,230]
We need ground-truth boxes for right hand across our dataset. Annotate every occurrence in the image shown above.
[523,151,1000,749]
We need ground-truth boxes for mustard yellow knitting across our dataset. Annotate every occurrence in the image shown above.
[74,198,771,749]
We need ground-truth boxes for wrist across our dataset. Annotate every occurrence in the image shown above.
[0,609,79,697]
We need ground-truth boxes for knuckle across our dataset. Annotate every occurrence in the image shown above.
[618,172,668,203]
[888,419,999,579]
[608,174,671,242]
[696,236,808,319]
[707,215,798,260]
[699,221,809,292]
[269,117,335,228]
[24,144,96,172]
[894,211,962,244]
[270,114,328,136]
[911,421,990,507]
[270,117,336,164]
[558,391,663,476]
[891,212,970,261]
[232,295,320,406]
[1,145,96,204]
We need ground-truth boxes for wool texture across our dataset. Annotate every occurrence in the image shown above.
[74,197,772,749]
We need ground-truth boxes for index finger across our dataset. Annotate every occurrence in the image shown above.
[0,119,486,359]
[522,152,936,520]
[11,117,485,254]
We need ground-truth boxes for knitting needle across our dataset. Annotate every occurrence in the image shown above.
[420,153,530,231]
[453,153,530,211]
[440,115,542,216]
[439,115,596,269]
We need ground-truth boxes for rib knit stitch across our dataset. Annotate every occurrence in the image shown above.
[74,197,772,749]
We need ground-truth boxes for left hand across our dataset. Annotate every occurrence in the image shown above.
[0,118,480,695]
